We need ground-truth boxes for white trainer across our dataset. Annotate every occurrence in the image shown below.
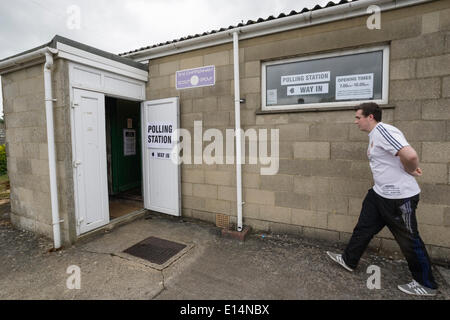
[326,251,354,272]
[398,280,437,297]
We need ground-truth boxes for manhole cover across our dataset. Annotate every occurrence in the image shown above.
[123,236,187,265]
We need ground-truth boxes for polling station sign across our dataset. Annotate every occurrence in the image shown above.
[281,71,330,86]
[176,66,215,90]
[147,122,174,149]
[287,83,329,96]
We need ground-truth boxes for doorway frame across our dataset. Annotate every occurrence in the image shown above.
[68,61,148,237]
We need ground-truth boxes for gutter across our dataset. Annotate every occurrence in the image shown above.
[0,47,53,75]
[0,47,62,249]
[123,0,435,62]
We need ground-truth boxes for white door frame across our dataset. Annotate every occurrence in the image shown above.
[68,62,147,236]
[72,89,110,234]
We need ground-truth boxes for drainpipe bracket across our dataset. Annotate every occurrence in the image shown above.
[52,219,64,226]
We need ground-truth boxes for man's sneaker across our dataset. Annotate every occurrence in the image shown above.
[326,251,354,272]
[398,280,437,297]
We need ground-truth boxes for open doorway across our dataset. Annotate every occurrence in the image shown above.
[105,97,143,220]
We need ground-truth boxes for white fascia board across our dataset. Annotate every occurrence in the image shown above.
[0,47,58,75]
[57,42,148,81]
[127,0,435,62]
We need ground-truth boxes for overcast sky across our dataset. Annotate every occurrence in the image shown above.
[0,0,335,117]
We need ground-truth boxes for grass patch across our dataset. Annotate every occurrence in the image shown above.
[0,174,9,184]
[0,174,9,199]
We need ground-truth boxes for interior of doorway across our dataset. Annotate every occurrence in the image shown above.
[105,96,144,220]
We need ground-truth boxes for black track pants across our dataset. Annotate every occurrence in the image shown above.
[342,188,437,289]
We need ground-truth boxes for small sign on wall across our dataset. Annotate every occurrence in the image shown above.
[267,89,278,105]
[123,129,136,156]
[176,66,215,90]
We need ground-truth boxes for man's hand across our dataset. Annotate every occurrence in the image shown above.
[409,167,422,177]
[397,146,420,175]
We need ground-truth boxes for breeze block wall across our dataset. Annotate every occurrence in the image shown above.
[147,0,450,262]
[2,59,75,245]
[2,64,53,237]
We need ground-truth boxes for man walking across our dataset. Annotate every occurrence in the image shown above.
[326,102,438,296]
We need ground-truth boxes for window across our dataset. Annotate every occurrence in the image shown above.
[261,46,389,111]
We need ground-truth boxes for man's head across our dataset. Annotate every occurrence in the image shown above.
[354,102,382,132]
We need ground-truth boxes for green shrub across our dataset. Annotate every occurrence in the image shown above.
[0,145,7,176]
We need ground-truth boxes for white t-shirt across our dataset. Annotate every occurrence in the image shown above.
[367,122,421,199]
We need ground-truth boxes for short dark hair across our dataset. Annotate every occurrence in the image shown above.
[355,102,382,122]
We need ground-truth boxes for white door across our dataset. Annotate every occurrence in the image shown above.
[141,98,181,216]
[73,89,110,234]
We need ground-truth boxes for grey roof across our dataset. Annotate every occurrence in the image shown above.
[0,35,148,71]
[119,0,358,57]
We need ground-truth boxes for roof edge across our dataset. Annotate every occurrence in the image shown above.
[52,35,148,71]
[122,0,436,61]
[0,35,148,73]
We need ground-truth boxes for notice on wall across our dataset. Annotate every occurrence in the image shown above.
[281,71,330,86]
[287,83,329,96]
[123,129,136,156]
[267,89,278,104]
[336,73,374,100]
[147,122,174,149]
[151,151,171,160]
[176,65,215,90]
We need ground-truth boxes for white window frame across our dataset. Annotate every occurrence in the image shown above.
[261,45,390,111]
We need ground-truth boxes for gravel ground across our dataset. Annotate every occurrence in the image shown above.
[1,204,449,300]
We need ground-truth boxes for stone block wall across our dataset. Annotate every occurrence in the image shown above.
[147,1,450,261]
[2,64,53,237]
[2,59,75,245]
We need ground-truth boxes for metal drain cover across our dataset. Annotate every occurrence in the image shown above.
[123,236,187,265]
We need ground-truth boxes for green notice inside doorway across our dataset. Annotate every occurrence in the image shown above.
[106,97,142,195]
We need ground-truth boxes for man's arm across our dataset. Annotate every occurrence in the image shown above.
[397,146,422,176]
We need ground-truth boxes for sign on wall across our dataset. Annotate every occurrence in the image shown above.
[123,129,136,156]
[267,89,278,105]
[176,66,215,90]
[263,48,385,108]
[147,122,174,149]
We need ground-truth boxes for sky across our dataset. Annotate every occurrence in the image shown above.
[0,0,336,117]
